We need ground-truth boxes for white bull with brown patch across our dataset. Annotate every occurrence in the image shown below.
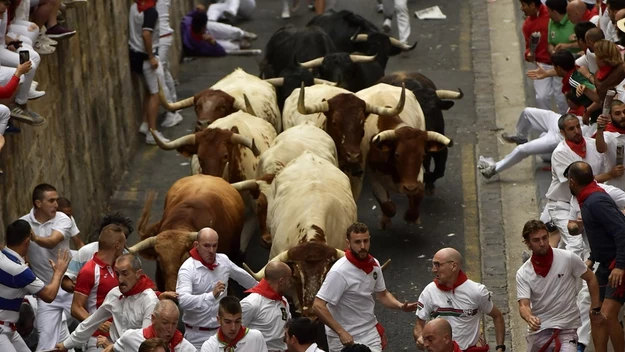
[355,83,453,228]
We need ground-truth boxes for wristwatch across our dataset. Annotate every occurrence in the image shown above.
[496,345,506,351]
[591,307,602,315]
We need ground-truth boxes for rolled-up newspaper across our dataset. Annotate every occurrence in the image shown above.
[603,90,617,117]
[617,144,624,165]
[530,32,541,59]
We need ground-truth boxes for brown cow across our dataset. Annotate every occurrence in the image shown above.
[128,175,245,291]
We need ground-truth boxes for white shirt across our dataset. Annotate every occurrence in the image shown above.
[69,216,80,237]
[600,10,619,42]
[21,209,73,284]
[241,293,291,351]
[575,49,597,75]
[601,132,625,190]
[200,328,268,352]
[62,287,159,349]
[545,138,607,203]
[315,257,386,338]
[0,248,44,323]
[113,327,197,352]
[177,253,258,328]
[305,343,325,352]
[569,183,625,220]
[128,3,160,54]
[416,279,494,350]
[155,0,174,37]
[516,248,588,333]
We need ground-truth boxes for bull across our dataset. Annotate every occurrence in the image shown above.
[127,175,246,291]
[263,66,337,112]
[149,111,277,252]
[232,152,357,318]
[378,72,463,194]
[298,52,382,92]
[159,68,282,133]
[355,83,453,228]
[282,83,405,200]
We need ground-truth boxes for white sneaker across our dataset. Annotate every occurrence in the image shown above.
[32,81,39,89]
[382,18,392,33]
[146,130,169,145]
[161,112,183,128]
[139,122,148,135]
[28,87,45,100]
[38,33,57,46]
[34,42,55,55]
[281,7,290,18]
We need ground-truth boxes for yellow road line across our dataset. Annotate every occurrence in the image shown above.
[462,144,481,282]
[459,1,472,72]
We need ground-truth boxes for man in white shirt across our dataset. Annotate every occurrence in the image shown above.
[595,101,625,190]
[57,197,85,250]
[313,222,418,352]
[516,220,603,352]
[0,219,70,352]
[413,248,506,352]
[19,183,76,351]
[421,318,461,352]
[201,296,267,352]
[241,261,292,352]
[55,254,160,351]
[284,317,326,352]
[176,227,258,350]
[105,299,195,352]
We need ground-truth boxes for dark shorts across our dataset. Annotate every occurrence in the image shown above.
[596,264,625,305]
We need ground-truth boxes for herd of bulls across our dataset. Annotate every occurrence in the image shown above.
[126,10,465,319]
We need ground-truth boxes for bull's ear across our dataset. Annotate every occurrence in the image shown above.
[438,100,455,110]
[369,143,392,164]
[176,144,199,158]
[426,141,449,153]
[230,126,240,134]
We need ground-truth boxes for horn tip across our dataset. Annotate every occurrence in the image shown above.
[448,139,454,148]
[457,88,464,99]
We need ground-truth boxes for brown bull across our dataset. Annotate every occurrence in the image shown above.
[128,175,245,291]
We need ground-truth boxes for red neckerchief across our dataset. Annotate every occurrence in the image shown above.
[143,325,184,350]
[561,67,578,94]
[119,274,156,299]
[605,122,625,134]
[531,246,554,278]
[190,24,204,42]
[189,247,219,270]
[576,180,607,207]
[567,105,585,117]
[453,341,462,352]
[217,326,248,351]
[245,279,286,306]
[538,329,561,352]
[565,138,587,158]
[596,65,614,81]
[344,248,379,274]
[136,0,156,12]
[434,270,468,294]
[582,9,594,21]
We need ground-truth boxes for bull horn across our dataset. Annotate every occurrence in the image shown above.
[335,249,345,258]
[243,94,256,116]
[222,162,230,180]
[389,37,417,51]
[372,130,397,145]
[349,54,377,63]
[365,83,406,117]
[297,83,330,115]
[298,56,325,69]
[150,129,196,150]
[243,263,263,281]
[313,78,337,86]
[351,33,368,42]
[381,259,391,271]
[231,133,261,157]
[231,180,259,192]
[263,78,284,87]
[243,249,290,281]
[127,236,158,253]
[436,89,464,100]
[158,81,194,112]
[427,131,454,147]
[187,232,199,242]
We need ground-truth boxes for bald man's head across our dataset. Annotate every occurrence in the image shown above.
[434,248,463,267]
[422,318,453,352]
[566,161,594,194]
[197,227,218,243]
[98,224,126,253]
[585,28,605,47]
[264,261,292,295]
[195,227,219,264]
[567,0,588,23]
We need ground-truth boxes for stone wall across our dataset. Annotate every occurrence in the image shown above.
[0,0,194,235]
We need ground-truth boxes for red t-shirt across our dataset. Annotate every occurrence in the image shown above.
[522,4,551,64]
[582,9,595,22]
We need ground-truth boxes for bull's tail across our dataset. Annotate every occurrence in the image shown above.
[137,190,157,238]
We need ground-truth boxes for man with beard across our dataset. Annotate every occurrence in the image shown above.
[595,100,625,190]
[567,161,625,352]
[201,296,267,352]
[313,222,417,352]
[516,219,602,352]
[413,248,505,352]
[104,300,195,352]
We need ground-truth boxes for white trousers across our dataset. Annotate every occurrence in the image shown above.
[0,104,11,134]
[533,63,569,115]
[495,108,562,173]
[84,336,104,352]
[208,0,256,21]
[158,35,177,103]
[36,289,73,350]
[382,0,410,44]
[206,21,244,52]
[184,327,218,351]
[0,326,30,352]
[0,44,40,105]
[546,200,585,259]
[142,57,166,95]
[526,328,577,352]
[8,22,39,47]
[326,326,382,352]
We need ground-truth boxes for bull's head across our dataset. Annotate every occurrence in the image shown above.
[350,32,417,66]
[370,127,453,194]
[149,127,261,181]
[128,231,199,291]
[297,83,406,168]
[264,69,337,111]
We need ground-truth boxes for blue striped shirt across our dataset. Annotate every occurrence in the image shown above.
[0,248,44,323]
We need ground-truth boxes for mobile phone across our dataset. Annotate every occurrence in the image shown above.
[19,50,29,64]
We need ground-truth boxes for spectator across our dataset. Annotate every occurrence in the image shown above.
[340,345,372,352]
[10,0,53,55]
[0,219,70,352]
[583,39,625,120]
[604,0,625,42]
[546,0,579,54]
[595,100,625,190]
[420,318,460,352]
[29,0,76,39]
[379,0,410,46]
[57,197,85,250]
[207,0,256,23]
[284,317,325,352]
[567,0,599,25]
[139,338,171,352]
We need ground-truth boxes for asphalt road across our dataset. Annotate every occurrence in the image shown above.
[107,0,483,350]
